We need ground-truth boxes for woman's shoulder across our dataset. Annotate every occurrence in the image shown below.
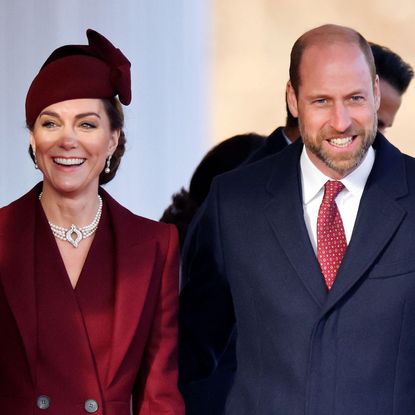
[0,185,40,230]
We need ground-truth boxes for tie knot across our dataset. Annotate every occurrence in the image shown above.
[323,180,345,203]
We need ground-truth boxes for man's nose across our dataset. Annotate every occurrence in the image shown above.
[330,103,352,133]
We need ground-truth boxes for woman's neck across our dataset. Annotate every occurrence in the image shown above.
[39,186,101,228]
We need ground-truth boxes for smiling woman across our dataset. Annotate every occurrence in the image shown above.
[30,99,119,199]
[0,29,184,415]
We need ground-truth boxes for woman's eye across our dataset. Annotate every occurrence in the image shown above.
[80,122,96,129]
[42,121,57,128]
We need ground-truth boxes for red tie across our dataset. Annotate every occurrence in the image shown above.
[317,180,347,289]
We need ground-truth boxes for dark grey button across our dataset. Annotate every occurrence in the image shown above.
[84,399,99,413]
[37,395,50,409]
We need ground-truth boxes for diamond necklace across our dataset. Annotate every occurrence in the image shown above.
[38,192,103,248]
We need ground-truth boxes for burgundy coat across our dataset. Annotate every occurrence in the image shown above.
[0,183,184,415]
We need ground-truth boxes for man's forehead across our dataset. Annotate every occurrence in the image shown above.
[299,42,369,76]
[296,42,375,96]
[302,40,360,59]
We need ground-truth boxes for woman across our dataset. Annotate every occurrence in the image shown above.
[0,29,184,415]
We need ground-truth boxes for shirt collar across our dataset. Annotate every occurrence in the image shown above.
[300,145,375,205]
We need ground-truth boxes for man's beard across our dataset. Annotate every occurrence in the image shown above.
[299,113,378,177]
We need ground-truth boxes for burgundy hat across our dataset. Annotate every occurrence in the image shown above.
[25,29,131,126]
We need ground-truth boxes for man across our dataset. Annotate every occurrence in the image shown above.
[180,24,415,414]
[248,41,413,165]
[370,42,413,132]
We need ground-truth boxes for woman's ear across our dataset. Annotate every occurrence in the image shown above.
[29,132,36,152]
[108,129,120,155]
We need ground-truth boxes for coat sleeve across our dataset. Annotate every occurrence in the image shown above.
[134,224,185,415]
[179,178,236,385]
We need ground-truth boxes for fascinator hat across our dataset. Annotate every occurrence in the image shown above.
[25,29,131,126]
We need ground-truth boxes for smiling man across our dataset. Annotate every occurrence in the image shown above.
[180,24,415,414]
[286,28,379,180]
[244,42,413,167]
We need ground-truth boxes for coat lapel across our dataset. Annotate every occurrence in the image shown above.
[323,135,408,313]
[0,185,167,389]
[103,191,159,387]
[0,185,41,386]
[264,140,327,307]
[263,135,407,312]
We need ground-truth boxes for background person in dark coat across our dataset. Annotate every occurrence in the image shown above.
[161,133,264,415]
[369,42,413,133]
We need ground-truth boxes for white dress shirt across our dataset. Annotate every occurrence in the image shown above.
[300,146,375,254]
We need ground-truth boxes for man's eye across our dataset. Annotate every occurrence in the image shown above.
[313,98,327,105]
[350,95,364,103]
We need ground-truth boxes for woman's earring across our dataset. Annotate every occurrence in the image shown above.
[105,155,112,174]
[33,148,39,169]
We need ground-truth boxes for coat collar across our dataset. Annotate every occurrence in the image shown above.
[0,184,160,388]
[264,134,408,310]
[98,189,161,387]
[322,134,407,313]
[0,184,40,386]
[264,140,328,306]
[267,126,292,149]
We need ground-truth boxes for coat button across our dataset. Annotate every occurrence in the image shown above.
[37,395,51,409]
[84,399,99,413]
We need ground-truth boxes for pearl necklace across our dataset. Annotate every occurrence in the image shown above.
[39,193,103,248]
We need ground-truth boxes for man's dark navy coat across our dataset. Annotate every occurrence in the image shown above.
[180,134,415,414]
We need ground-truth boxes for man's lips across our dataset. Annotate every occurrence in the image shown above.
[327,136,355,148]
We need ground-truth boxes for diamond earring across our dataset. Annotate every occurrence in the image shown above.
[105,155,112,174]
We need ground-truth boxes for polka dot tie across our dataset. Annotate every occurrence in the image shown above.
[317,180,347,290]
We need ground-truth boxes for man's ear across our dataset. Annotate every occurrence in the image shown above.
[286,80,299,117]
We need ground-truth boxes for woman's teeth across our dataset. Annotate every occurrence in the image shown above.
[329,137,353,147]
[53,158,85,166]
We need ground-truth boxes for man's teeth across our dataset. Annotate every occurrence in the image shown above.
[329,137,353,147]
[54,158,85,166]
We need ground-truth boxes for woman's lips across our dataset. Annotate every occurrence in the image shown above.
[53,157,86,166]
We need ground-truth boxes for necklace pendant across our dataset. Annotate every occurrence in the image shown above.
[42,194,102,247]
[66,224,83,248]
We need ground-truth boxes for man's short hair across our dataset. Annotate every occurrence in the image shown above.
[370,42,414,94]
[289,24,376,96]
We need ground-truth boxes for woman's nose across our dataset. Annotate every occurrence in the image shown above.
[58,127,78,149]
